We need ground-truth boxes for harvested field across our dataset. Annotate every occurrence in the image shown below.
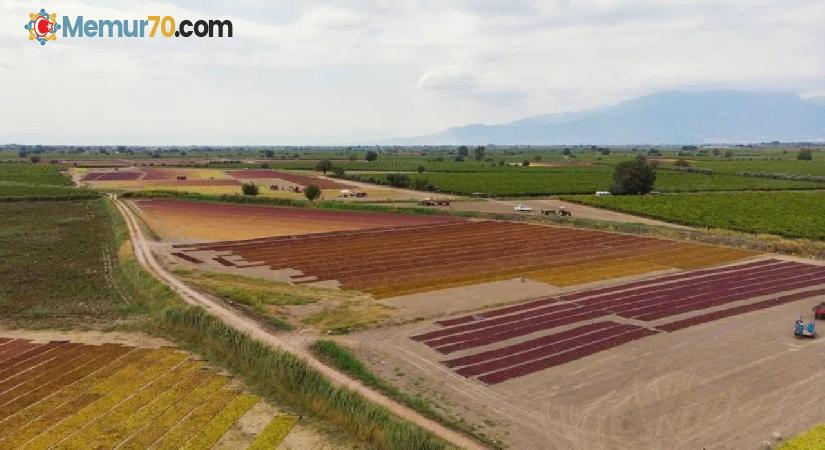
[134,199,461,242]
[0,336,299,449]
[227,170,352,189]
[409,258,825,384]
[175,221,755,297]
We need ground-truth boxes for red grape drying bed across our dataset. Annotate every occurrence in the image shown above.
[82,171,143,181]
[412,259,825,384]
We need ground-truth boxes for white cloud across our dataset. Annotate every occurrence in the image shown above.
[1,0,824,144]
[417,66,478,90]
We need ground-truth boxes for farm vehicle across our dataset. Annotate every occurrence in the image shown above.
[418,198,450,207]
[794,316,817,339]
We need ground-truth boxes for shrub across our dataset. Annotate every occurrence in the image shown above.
[416,166,426,173]
[241,182,259,196]
[521,160,530,167]
[385,173,410,188]
[412,178,430,191]
[365,151,378,162]
[332,167,345,177]
[304,184,321,201]
[674,158,690,167]
[798,149,813,161]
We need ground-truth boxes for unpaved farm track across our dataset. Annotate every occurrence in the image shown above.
[111,195,484,450]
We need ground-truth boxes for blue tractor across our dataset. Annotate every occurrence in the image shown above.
[795,316,817,339]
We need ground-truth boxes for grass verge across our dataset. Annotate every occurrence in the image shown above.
[311,339,503,450]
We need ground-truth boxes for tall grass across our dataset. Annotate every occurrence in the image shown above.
[311,340,501,449]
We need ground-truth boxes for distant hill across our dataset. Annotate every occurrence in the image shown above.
[391,90,825,145]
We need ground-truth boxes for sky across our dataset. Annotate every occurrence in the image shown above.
[1,0,824,145]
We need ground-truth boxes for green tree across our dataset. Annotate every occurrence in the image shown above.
[521,160,530,167]
[473,146,486,161]
[315,159,333,174]
[263,149,275,158]
[332,166,345,177]
[798,149,813,161]
[304,184,321,201]
[674,158,690,167]
[457,145,470,158]
[241,182,259,196]
[416,166,426,173]
[562,148,572,156]
[724,150,734,158]
[365,150,379,162]
[29,155,41,164]
[611,157,656,195]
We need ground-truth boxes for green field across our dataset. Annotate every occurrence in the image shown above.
[561,191,825,240]
[675,159,825,176]
[0,163,73,185]
[0,199,139,320]
[350,168,825,196]
[0,182,97,199]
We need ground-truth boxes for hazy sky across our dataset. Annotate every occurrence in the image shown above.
[2,0,824,144]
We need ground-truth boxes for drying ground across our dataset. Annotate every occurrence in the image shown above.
[347,257,825,449]
[76,167,431,201]
[171,219,754,298]
[0,333,303,450]
[132,198,461,242]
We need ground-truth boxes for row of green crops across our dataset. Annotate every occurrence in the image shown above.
[346,168,825,196]
[0,163,73,185]
[560,191,825,240]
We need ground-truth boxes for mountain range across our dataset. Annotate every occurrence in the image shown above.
[390,90,825,145]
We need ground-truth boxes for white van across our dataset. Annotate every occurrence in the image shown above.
[595,191,612,196]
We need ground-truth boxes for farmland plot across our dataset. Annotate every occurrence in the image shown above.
[0,337,300,449]
[562,191,825,240]
[411,258,825,384]
[134,198,461,241]
[173,220,755,298]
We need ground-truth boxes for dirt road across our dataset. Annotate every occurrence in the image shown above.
[111,195,484,450]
